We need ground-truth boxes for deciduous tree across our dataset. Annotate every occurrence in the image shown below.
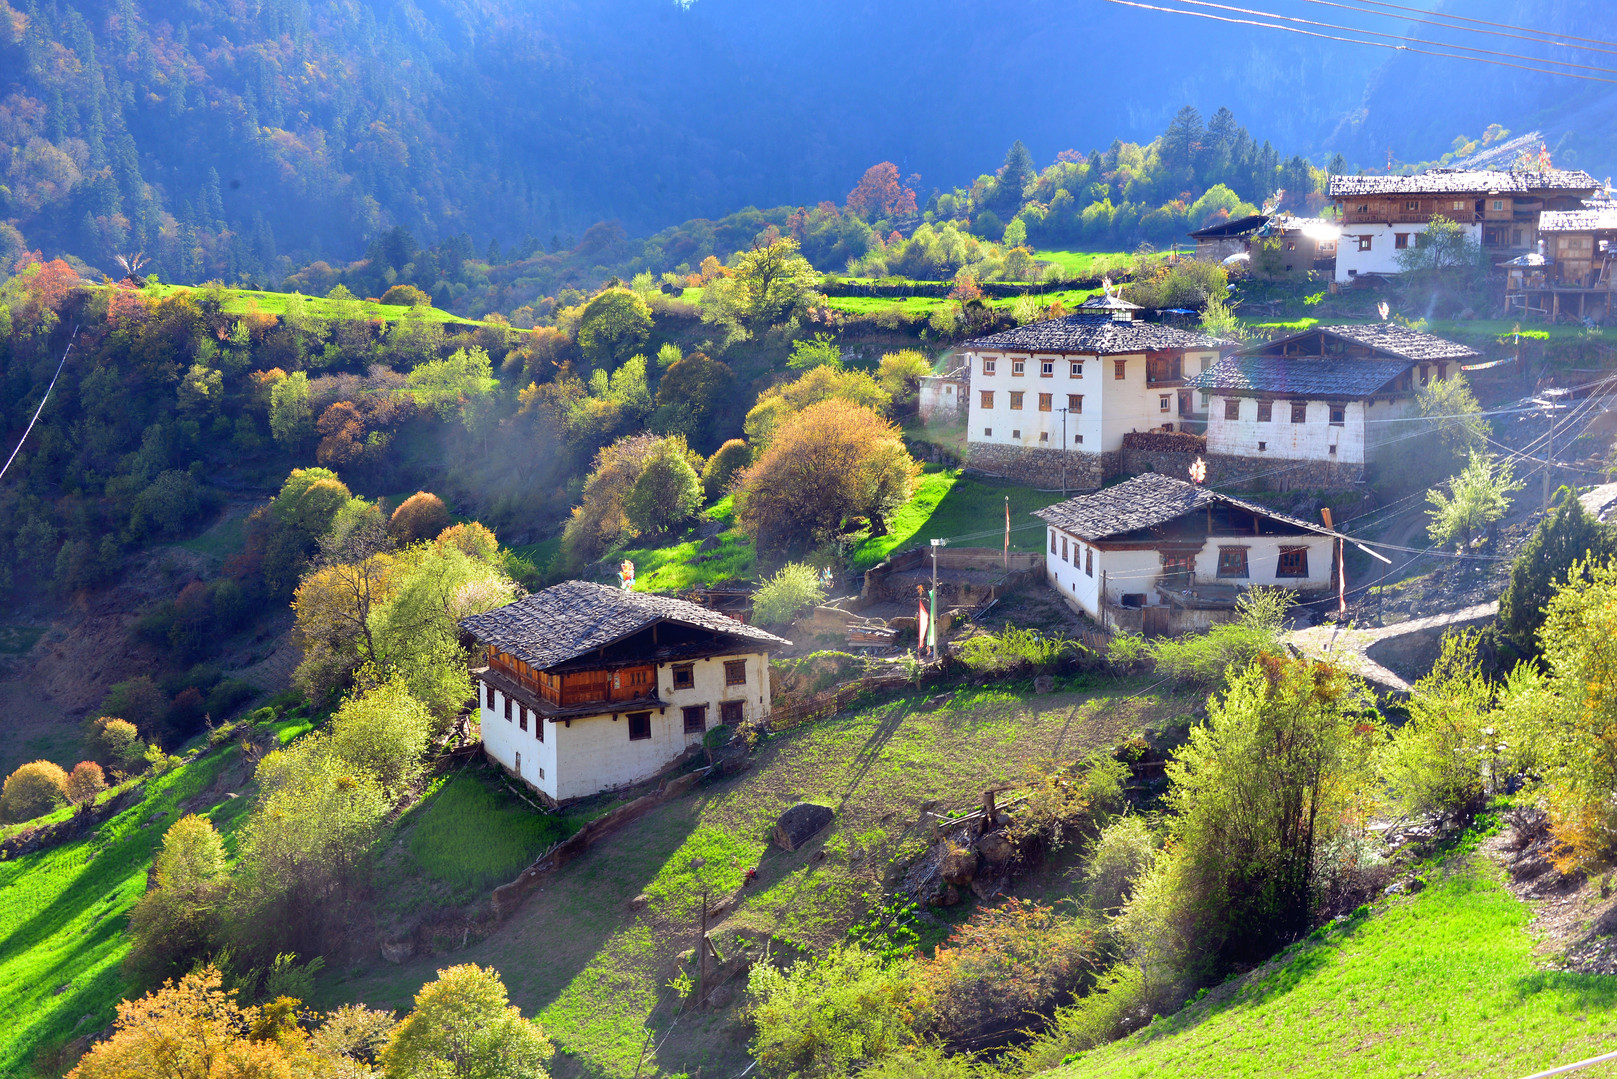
[0,759,68,822]
[125,815,230,983]
[577,288,652,370]
[382,964,554,1079]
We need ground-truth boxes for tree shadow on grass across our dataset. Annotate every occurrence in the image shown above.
[1510,969,1617,1012]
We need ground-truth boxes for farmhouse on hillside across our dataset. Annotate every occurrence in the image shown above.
[961,300,1226,486]
[1328,167,1600,283]
[1188,323,1479,485]
[460,581,789,805]
[1035,473,1339,635]
[1188,212,1339,275]
[1505,202,1617,322]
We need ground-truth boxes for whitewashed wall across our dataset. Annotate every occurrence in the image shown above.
[1206,396,1366,464]
[1045,527,1103,620]
[479,651,772,803]
[1335,220,1483,281]
[1190,534,1334,590]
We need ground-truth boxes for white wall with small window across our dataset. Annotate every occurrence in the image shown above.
[1335,219,1484,282]
[1205,395,1370,464]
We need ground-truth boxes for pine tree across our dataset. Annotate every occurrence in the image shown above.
[1498,488,1617,654]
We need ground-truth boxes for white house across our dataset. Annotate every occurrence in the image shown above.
[1187,324,1479,485]
[460,581,789,805]
[917,365,969,424]
[1330,168,1599,283]
[1034,473,1339,635]
[961,300,1225,486]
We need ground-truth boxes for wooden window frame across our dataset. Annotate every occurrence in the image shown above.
[1068,394,1083,412]
[672,663,695,690]
[1113,360,1126,380]
[628,711,652,741]
[1012,358,1026,376]
[1159,394,1171,413]
[1276,546,1309,578]
[982,357,996,375]
[682,704,708,734]
[1085,547,1093,577]
[486,684,495,710]
[1069,361,1084,377]
[503,695,512,721]
[1009,391,1024,410]
[1038,393,1053,412]
[980,390,994,409]
[1040,359,1054,377]
[1357,235,1372,252]
[518,705,528,732]
[720,700,744,727]
[724,659,747,687]
[1224,398,1240,420]
[1257,400,1273,422]
[1216,546,1249,578]
[1329,405,1345,426]
[1290,401,1307,424]
[1061,536,1068,561]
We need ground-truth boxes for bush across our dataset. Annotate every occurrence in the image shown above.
[380,283,431,307]
[913,899,1103,1049]
[1145,586,1291,691]
[390,491,452,543]
[752,563,828,624]
[1381,631,1496,818]
[326,679,434,797]
[93,716,148,772]
[0,759,69,822]
[623,438,703,535]
[125,815,230,983]
[64,760,107,805]
[1084,816,1156,914]
[956,624,1077,676]
[1004,963,1152,1072]
[701,438,752,497]
[747,943,915,1079]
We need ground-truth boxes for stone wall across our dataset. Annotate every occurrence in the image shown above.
[1119,448,1203,483]
[1205,452,1365,490]
[965,442,1113,488]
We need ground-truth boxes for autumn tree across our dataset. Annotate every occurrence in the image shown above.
[701,438,752,498]
[700,237,823,341]
[0,759,68,823]
[876,350,933,402]
[382,964,554,1079]
[390,492,453,543]
[845,162,918,220]
[65,760,106,805]
[292,518,400,706]
[737,399,919,554]
[744,365,892,449]
[577,288,652,370]
[125,815,231,983]
[406,346,498,429]
[560,434,702,566]
[652,350,735,445]
[268,370,316,446]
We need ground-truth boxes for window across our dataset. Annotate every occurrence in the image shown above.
[720,700,744,726]
[486,684,495,710]
[1404,199,1420,212]
[1050,531,1057,553]
[1114,360,1126,380]
[724,659,747,686]
[1068,394,1083,412]
[1419,365,1430,385]
[1061,536,1068,561]
[1038,393,1053,412]
[1289,401,1307,424]
[628,711,652,740]
[518,705,528,732]
[1357,235,1372,252]
[984,427,992,436]
[1011,429,1021,439]
[1329,405,1345,426]
[1009,391,1024,410]
[1452,200,1466,210]
[1012,358,1026,375]
[980,390,994,409]
[1329,444,1338,455]
[1217,547,1249,578]
[1277,547,1309,578]
[982,357,996,375]
[504,695,512,721]
[1085,547,1093,576]
[1285,240,1297,251]
[1257,440,1267,451]
[1159,394,1171,413]
[1039,431,1049,442]
[1394,233,1409,249]
[1257,400,1272,422]
[1225,399,1240,420]
[535,715,544,742]
[1040,360,1054,376]
[672,663,694,690]
[1355,203,1369,214]
[1493,199,1506,211]
[1513,228,1523,246]
[682,705,708,734]
[514,751,521,774]
[1070,361,1084,377]
[1074,434,1084,444]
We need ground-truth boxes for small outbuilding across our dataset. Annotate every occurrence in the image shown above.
[461,581,790,805]
[1034,473,1340,635]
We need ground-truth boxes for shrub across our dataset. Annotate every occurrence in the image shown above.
[93,717,148,772]
[913,899,1103,1049]
[125,815,230,983]
[390,491,452,543]
[1425,451,1522,548]
[1381,631,1496,818]
[1085,816,1156,914]
[752,563,828,624]
[381,964,554,1079]
[747,944,915,1078]
[0,759,68,822]
[326,679,434,797]
[380,283,431,307]
[701,438,752,497]
[623,438,703,535]
[64,760,106,805]
[1146,586,1292,691]
[956,624,1076,676]
[1004,963,1152,1072]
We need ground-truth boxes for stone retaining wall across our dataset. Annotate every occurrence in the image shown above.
[1205,453,1365,489]
[965,443,1113,488]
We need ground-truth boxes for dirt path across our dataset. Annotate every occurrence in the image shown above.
[1287,601,1498,692]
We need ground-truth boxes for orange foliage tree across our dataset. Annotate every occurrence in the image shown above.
[845,162,918,220]
[389,492,451,543]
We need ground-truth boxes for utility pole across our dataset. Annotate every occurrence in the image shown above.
[1055,407,1070,496]
[1536,388,1570,509]
[690,856,710,1007]
[929,538,947,658]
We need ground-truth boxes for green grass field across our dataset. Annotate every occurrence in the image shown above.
[320,676,1193,1078]
[824,286,1104,318]
[1054,860,1617,1079]
[0,744,255,1075]
[1034,250,1136,278]
[848,467,1067,571]
[96,283,482,326]
[617,495,756,592]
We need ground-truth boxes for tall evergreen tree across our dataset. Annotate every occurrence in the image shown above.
[1498,488,1617,655]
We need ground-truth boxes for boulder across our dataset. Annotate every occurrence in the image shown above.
[1033,674,1055,694]
[940,845,979,885]
[380,937,416,964]
[927,883,962,907]
[773,802,834,851]
[976,829,1015,865]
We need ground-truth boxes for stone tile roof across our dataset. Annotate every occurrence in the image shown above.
[1187,356,1411,398]
[1189,213,1269,239]
[1540,206,1617,233]
[459,580,789,671]
[1249,324,1479,363]
[1329,168,1600,198]
[964,314,1225,355]
[1034,473,1337,542]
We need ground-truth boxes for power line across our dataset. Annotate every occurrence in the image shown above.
[0,328,78,487]
[1317,0,1617,54]
[1099,0,1617,84]
[1171,0,1617,76]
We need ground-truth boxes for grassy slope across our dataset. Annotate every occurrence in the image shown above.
[0,740,259,1074]
[824,286,1103,316]
[93,283,482,325]
[321,677,1193,1079]
[1054,862,1617,1079]
[849,468,1067,572]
